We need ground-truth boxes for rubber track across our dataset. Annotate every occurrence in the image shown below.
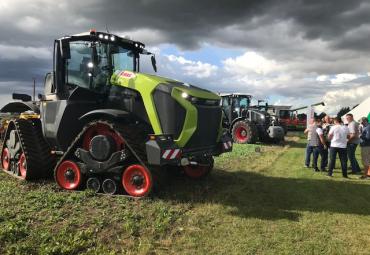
[1,119,55,180]
[53,120,166,193]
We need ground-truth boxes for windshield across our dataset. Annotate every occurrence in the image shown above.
[66,40,135,92]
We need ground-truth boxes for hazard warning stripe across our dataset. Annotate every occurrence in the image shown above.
[162,149,181,159]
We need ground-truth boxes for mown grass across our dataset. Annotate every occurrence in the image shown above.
[1,133,370,254]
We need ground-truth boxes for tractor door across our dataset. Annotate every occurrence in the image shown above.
[221,96,232,127]
[40,39,99,151]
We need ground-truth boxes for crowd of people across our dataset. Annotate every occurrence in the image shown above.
[304,113,370,179]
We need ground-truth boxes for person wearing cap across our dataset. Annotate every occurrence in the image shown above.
[359,117,370,179]
[346,113,361,174]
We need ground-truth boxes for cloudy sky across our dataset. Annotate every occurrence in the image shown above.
[1,0,370,114]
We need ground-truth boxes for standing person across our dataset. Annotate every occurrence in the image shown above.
[346,113,361,174]
[304,118,314,168]
[321,115,333,170]
[359,117,370,179]
[309,118,327,172]
[327,117,350,178]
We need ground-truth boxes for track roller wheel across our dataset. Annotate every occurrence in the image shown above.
[55,160,82,190]
[1,147,10,171]
[102,178,117,195]
[86,177,101,193]
[122,164,152,197]
[183,164,213,179]
[18,152,27,179]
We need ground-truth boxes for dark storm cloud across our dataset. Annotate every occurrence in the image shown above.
[0,0,370,104]
[2,0,369,50]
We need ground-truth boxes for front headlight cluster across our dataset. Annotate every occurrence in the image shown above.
[181,92,219,106]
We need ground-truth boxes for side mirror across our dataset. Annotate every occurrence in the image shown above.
[12,93,32,102]
[151,55,157,72]
[60,39,71,59]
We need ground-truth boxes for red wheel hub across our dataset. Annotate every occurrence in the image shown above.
[122,164,152,197]
[235,126,248,142]
[82,123,124,151]
[183,165,211,179]
[56,160,82,190]
[18,153,27,178]
[1,147,10,171]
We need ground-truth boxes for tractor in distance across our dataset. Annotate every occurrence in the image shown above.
[220,93,285,144]
[0,30,233,197]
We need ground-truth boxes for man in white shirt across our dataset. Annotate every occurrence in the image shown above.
[327,117,350,178]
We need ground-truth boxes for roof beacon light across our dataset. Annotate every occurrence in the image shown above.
[110,36,115,41]
[104,35,109,40]
[98,34,104,39]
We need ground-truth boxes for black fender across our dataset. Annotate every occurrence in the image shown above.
[0,102,40,114]
[230,117,249,131]
[79,109,131,123]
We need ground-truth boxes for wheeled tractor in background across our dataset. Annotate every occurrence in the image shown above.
[0,30,233,197]
[220,93,285,144]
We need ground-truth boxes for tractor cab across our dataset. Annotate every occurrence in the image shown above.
[220,93,252,124]
[44,30,156,100]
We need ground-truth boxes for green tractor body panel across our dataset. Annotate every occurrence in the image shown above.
[111,70,221,147]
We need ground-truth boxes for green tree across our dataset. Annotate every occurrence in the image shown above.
[337,107,351,118]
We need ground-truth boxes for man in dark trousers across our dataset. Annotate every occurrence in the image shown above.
[322,115,333,171]
[308,118,327,172]
[346,113,361,174]
[327,117,350,178]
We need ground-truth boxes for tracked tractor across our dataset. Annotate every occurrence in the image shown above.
[220,93,284,144]
[0,30,232,197]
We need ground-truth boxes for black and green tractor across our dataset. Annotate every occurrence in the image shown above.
[220,93,284,144]
[0,30,232,197]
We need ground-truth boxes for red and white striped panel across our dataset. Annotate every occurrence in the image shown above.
[162,149,181,160]
[223,141,233,150]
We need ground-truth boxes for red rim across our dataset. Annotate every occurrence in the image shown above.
[122,164,152,197]
[1,147,10,171]
[56,160,82,190]
[82,123,124,151]
[18,153,27,178]
[183,165,211,179]
[235,126,248,142]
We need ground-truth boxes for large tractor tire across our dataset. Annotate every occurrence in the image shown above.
[231,120,258,144]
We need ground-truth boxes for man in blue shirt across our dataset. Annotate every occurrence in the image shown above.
[359,117,370,179]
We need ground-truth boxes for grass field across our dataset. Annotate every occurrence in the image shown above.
[1,133,370,254]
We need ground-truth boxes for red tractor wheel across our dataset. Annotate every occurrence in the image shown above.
[235,126,248,143]
[231,120,257,144]
[82,123,124,151]
[55,160,82,190]
[183,164,213,179]
[18,153,27,178]
[122,164,152,197]
[1,147,10,171]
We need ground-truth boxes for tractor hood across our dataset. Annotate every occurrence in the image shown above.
[110,70,220,100]
[110,70,222,144]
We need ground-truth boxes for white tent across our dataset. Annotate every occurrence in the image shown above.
[342,97,370,124]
